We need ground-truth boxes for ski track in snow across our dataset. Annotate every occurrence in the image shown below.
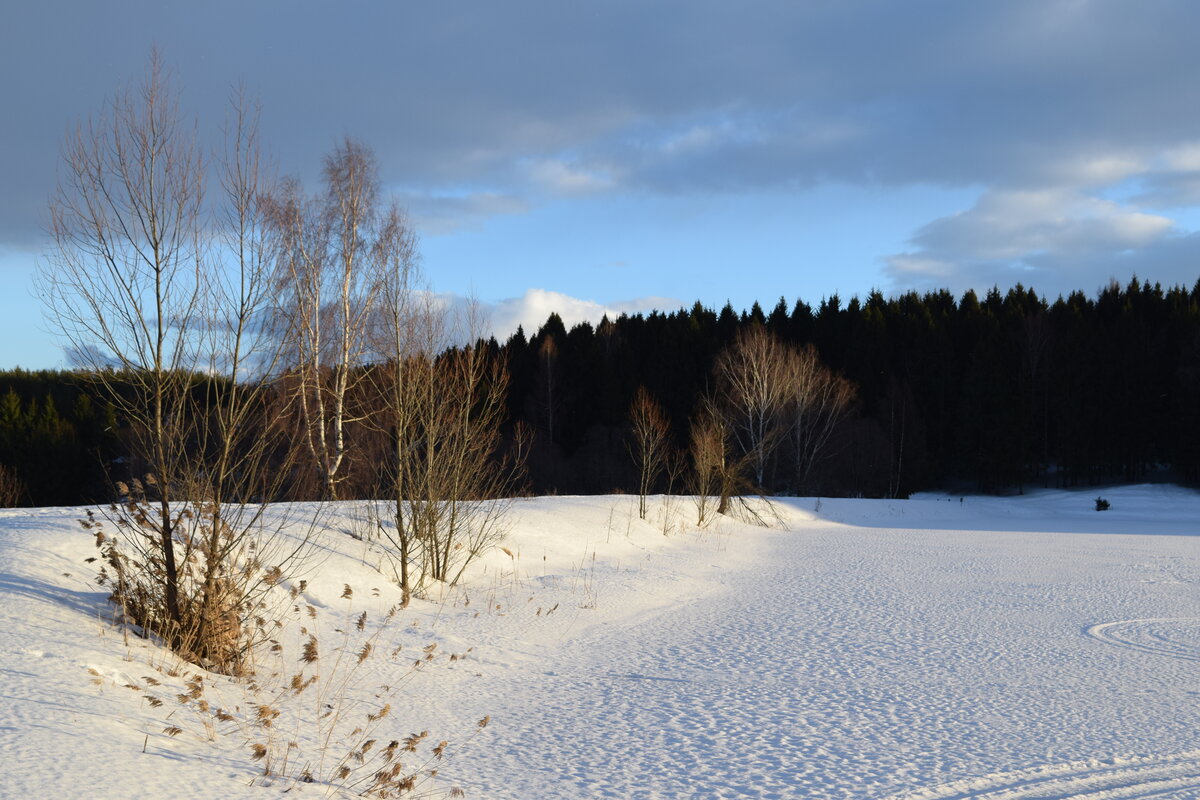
[1084,619,1200,663]
[877,750,1200,799]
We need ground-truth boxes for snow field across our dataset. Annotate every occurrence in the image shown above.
[1,486,1200,798]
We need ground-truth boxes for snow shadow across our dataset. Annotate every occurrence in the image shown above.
[0,572,110,618]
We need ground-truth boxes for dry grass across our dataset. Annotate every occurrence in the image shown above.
[96,580,482,797]
[84,488,319,676]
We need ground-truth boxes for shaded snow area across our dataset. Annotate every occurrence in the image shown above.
[3,486,1200,798]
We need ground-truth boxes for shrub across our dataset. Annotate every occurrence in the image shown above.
[86,489,315,675]
[1095,496,1110,511]
[0,463,26,507]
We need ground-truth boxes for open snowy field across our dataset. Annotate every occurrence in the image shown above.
[3,485,1200,799]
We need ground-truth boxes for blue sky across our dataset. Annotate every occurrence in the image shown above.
[6,1,1200,367]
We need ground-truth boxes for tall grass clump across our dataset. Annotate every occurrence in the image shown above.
[86,488,314,675]
[100,581,486,797]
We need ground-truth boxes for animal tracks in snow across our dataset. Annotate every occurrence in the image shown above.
[1084,618,1200,662]
[880,750,1200,800]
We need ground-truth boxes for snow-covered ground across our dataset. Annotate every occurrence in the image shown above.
[3,485,1200,798]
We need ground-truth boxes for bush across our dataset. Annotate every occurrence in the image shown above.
[0,463,26,507]
[86,487,316,676]
[1095,496,1110,511]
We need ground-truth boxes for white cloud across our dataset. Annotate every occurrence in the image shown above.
[1049,153,1147,187]
[1127,142,1200,208]
[886,255,958,280]
[1162,142,1200,172]
[525,158,617,195]
[916,188,1169,257]
[885,187,1178,295]
[482,288,680,340]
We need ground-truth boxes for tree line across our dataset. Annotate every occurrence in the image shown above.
[6,275,1200,512]
[500,277,1200,498]
[502,278,1200,497]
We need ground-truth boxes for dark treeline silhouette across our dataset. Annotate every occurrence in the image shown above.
[4,276,1200,506]
[0,370,120,505]
[504,276,1200,497]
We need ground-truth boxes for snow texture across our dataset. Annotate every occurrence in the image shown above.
[2,485,1200,798]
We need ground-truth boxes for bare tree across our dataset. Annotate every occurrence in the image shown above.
[690,392,776,523]
[366,203,421,597]
[713,324,793,488]
[175,89,310,671]
[787,343,855,493]
[271,139,384,499]
[628,386,670,520]
[688,397,729,525]
[41,56,312,673]
[426,337,521,587]
[391,322,525,589]
[367,264,527,594]
[41,51,205,632]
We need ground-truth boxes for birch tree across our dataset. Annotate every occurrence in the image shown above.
[713,324,793,488]
[272,139,384,499]
[629,386,670,520]
[787,343,855,492]
[710,326,854,499]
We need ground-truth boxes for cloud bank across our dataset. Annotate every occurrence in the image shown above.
[6,1,1200,297]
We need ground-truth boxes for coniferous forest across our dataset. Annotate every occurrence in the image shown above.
[4,276,1199,508]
